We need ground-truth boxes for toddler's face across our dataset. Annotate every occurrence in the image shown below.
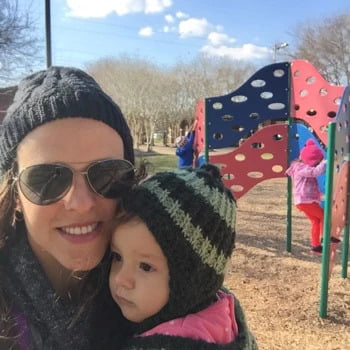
[109,217,170,322]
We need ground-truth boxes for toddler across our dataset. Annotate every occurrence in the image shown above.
[109,164,258,349]
[286,139,339,254]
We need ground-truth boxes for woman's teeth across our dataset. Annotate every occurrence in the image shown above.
[61,223,98,235]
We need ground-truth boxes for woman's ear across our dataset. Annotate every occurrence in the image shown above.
[12,200,24,226]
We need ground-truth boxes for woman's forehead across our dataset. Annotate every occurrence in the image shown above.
[16,118,124,167]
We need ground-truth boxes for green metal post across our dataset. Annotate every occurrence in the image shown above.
[286,177,292,252]
[319,122,336,318]
[286,63,292,252]
[341,158,350,278]
[341,224,349,278]
[286,117,292,253]
[204,100,209,163]
[341,171,350,278]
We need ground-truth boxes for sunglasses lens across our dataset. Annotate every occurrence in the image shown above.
[19,164,72,205]
[88,159,135,198]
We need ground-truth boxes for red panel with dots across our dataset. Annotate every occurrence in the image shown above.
[329,162,349,274]
[330,162,350,239]
[209,124,288,199]
[194,99,205,161]
[290,60,344,145]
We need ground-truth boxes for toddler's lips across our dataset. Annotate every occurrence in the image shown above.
[116,295,134,306]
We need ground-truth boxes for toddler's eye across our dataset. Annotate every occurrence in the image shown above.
[111,251,122,262]
[140,262,154,272]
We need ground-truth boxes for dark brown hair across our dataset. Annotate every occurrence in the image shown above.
[0,166,19,346]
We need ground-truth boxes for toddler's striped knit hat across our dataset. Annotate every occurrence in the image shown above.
[123,164,236,332]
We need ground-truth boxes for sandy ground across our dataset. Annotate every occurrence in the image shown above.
[139,145,350,350]
[228,178,349,350]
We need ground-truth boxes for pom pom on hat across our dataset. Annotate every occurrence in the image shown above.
[300,139,324,166]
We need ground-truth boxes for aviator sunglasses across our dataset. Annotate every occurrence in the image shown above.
[14,159,135,206]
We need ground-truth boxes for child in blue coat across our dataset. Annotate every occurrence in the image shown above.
[175,120,197,167]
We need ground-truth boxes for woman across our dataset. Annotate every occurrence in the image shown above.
[0,66,139,349]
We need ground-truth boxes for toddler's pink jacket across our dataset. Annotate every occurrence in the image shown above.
[285,160,326,205]
[140,291,238,344]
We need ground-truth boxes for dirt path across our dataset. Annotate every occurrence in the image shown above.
[135,144,176,155]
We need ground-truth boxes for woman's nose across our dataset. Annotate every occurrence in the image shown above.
[62,173,96,212]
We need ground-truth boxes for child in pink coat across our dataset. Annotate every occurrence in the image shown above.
[286,139,340,255]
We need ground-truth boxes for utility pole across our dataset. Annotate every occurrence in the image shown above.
[45,0,52,68]
[273,42,288,63]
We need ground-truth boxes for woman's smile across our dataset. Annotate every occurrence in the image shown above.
[58,222,103,243]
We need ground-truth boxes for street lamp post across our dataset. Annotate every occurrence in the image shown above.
[273,42,288,62]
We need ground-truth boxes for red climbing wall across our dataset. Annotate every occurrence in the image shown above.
[193,98,205,164]
[209,124,288,199]
[290,60,344,145]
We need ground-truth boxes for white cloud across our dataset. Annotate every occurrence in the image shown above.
[178,17,211,38]
[139,26,154,36]
[163,25,176,33]
[176,11,189,19]
[165,14,174,23]
[208,32,236,46]
[201,43,270,60]
[145,0,172,14]
[66,0,172,17]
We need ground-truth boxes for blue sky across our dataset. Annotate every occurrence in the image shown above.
[27,0,350,71]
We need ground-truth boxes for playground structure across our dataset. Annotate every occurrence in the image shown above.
[193,59,350,318]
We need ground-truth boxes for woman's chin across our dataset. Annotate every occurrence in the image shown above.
[57,236,109,272]
[61,251,105,272]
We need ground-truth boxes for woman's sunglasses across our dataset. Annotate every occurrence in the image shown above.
[14,159,135,206]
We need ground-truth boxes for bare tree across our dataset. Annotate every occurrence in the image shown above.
[0,0,41,84]
[88,55,255,151]
[88,56,165,151]
[167,56,255,141]
[290,13,350,85]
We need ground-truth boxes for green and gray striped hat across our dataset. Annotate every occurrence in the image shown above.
[123,163,236,331]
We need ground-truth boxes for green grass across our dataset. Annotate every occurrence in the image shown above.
[136,154,177,174]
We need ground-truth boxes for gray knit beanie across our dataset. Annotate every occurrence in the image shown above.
[122,164,236,333]
[0,66,134,177]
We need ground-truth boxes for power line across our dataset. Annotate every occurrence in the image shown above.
[53,26,206,49]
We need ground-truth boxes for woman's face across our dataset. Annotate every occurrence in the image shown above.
[16,118,125,272]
